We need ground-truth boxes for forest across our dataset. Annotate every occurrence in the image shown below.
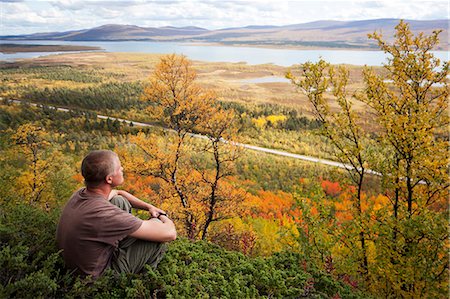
[0,21,448,298]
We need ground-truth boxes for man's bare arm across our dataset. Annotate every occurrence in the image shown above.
[130,215,177,242]
[109,189,166,218]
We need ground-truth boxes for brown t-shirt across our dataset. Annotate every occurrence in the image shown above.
[56,188,142,277]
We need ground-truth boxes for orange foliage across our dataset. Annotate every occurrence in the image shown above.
[72,173,83,184]
[121,173,162,205]
[334,194,353,222]
[429,194,449,212]
[244,190,301,224]
[321,179,342,197]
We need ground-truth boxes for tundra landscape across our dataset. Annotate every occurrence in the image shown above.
[0,2,449,297]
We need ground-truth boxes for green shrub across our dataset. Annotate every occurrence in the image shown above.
[0,203,368,298]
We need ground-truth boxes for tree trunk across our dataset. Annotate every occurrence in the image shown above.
[201,140,221,240]
[356,172,368,276]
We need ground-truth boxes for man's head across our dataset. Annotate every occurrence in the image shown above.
[81,150,124,188]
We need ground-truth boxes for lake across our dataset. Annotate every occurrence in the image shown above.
[1,40,448,67]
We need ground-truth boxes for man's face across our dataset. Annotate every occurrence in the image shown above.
[110,156,124,187]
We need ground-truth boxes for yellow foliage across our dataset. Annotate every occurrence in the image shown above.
[372,194,389,212]
[266,114,287,127]
[251,114,287,130]
[251,117,266,130]
[11,123,50,153]
[142,53,214,133]
[10,124,56,206]
[248,217,299,256]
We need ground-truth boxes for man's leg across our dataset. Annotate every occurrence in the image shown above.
[109,195,168,274]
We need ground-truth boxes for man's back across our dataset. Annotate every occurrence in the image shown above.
[56,188,142,277]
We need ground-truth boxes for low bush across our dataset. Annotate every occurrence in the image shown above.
[0,203,368,298]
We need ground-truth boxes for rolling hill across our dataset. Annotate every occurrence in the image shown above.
[2,19,448,50]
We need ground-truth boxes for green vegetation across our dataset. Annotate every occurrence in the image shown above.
[0,195,366,298]
[20,81,143,110]
[220,101,322,131]
[0,65,104,83]
[0,98,367,298]
[287,20,449,298]
[0,62,337,158]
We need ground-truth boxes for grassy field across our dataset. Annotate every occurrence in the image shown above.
[2,51,384,114]
[0,52,390,160]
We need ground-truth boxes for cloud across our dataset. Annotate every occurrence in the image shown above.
[2,2,46,24]
[2,0,449,35]
[49,0,84,10]
[354,1,449,20]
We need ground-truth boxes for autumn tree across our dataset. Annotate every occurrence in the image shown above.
[289,20,449,297]
[360,20,449,218]
[124,54,242,240]
[287,60,371,277]
[195,106,242,240]
[357,20,449,297]
[11,123,56,204]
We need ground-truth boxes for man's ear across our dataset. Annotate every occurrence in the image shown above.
[106,175,113,185]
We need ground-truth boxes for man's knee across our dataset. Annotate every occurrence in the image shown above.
[143,241,168,269]
[110,195,132,213]
[113,239,168,273]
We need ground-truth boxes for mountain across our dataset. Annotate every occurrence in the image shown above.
[3,24,209,41]
[197,19,448,49]
[2,19,448,49]
[68,24,209,41]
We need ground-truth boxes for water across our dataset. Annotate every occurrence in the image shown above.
[1,40,448,67]
[0,50,95,60]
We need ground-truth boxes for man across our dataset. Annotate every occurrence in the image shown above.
[56,150,176,278]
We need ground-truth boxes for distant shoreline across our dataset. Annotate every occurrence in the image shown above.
[0,41,376,52]
[189,42,380,51]
[0,43,103,54]
[195,41,447,51]
[1,41,447,53]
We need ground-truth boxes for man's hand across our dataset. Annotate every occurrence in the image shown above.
[111,189,167,218]
[148,205,166,218]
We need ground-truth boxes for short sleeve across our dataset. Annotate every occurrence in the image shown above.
[89,204,143,247]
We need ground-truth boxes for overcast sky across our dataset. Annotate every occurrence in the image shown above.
[1,0,449,35]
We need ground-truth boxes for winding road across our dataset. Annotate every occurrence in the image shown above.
[7,99,381,175]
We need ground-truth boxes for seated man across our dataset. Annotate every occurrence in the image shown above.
[56,150,176,278]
